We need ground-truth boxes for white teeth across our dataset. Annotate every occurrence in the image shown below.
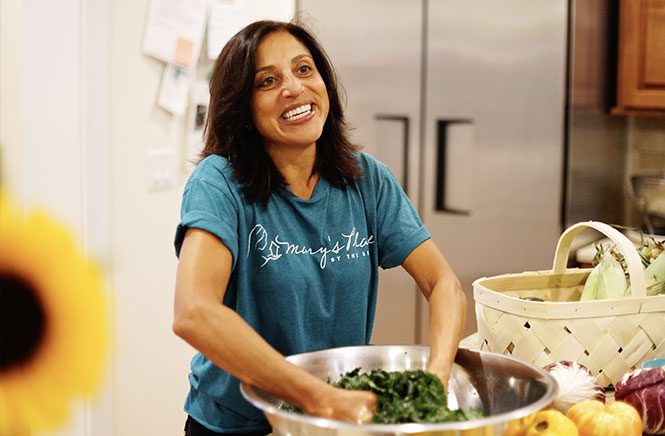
[282,104,312,121]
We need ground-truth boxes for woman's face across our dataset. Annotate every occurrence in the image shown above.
[250,31,330,153]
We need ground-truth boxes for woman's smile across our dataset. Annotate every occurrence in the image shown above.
[281,103,315,123]
[250,31,330,151]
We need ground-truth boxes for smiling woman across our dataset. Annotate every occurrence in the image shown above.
[200,20,361,206]
[0,194,109,435]
[249,30,331,201]
[250,31,330,157]
[172,19,466,436]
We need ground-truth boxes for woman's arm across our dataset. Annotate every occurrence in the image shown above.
[401,239,467,392]
[173,228,376,422]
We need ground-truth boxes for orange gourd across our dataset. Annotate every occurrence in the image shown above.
[566,399,642,436]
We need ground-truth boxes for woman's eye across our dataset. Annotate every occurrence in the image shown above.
[259,77,276,87]
[297,65,312,74]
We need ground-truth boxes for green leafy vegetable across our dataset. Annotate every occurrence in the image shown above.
[280,368,482,424]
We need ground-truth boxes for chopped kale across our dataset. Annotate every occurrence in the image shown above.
[280,402,304,414]
[279,368,483,424]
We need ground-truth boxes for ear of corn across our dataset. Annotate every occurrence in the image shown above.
[645,251,665,296]
[581,253,629,300]
[582,234,664,300]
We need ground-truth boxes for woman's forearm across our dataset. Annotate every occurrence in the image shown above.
[173,298,377,421]
[425,275,467,390]
[400,239,467,391]
[173,298,329,409]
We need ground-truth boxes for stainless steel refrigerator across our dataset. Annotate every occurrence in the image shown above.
[297,0,569,341]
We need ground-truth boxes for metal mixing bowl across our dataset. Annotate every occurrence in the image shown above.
[241,345,557,435]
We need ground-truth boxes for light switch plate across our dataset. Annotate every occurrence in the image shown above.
[147,149,176,191]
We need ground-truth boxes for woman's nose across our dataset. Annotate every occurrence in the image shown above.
[281,76,305,97]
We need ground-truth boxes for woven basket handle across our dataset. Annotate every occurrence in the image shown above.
[552,221,646,298]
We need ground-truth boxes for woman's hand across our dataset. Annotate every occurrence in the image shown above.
[306,386,377,424]
[426,362,452,394]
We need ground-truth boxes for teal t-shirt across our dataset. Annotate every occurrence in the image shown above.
[174,152,430,433]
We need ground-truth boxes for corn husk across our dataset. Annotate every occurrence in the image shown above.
[645,252,665,296]
[580,252,629,300]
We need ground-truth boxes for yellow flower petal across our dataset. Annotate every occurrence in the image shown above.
[0,193,110,434]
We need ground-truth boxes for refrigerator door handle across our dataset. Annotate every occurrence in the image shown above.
[375,114,410,193]
[435,119,474,215]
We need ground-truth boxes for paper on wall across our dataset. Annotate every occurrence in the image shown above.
[141,0,209,68]
[157,64,192,116]
[206,0,297,60]
[186,79,210,168]
[245,0,295,23]
[207,0,248,60]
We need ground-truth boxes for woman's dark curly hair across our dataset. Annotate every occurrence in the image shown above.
[200,20,362,206]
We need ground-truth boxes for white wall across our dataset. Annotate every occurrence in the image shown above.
[108,1,294,434]
[1,0,116,435]
[108,0,194,433]
[0,0,22,195]
[0,0,206,429]
[1,0,294,435]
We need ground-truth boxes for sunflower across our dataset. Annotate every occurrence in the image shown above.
[0,193,110,435]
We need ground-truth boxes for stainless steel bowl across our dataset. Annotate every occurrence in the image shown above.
[241,345,557,435]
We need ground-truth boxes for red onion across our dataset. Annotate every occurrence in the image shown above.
[543,361,605,413]
[616,367,665,435]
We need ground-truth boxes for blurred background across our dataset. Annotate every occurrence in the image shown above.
[1,0,664,435]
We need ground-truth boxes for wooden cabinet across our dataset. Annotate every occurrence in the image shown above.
[613,0,665,115]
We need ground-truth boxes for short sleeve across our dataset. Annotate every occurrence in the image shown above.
[362,155,430,269]
[174,176,240,269]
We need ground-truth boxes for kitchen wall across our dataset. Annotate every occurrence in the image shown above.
[0,0,21,196]
[627,119,665,176]
[0,1,291,436]
[1,1,115,435]
[0,0,194,434]
[566,0,665,237]
[108,0,194,434]
[625,118,665,227]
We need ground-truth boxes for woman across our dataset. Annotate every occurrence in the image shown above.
[173,20,466,436]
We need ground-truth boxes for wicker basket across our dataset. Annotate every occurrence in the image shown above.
[473,221,665,387]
